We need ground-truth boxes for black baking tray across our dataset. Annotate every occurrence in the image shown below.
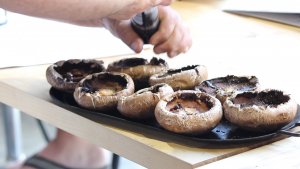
[49,88,300,146]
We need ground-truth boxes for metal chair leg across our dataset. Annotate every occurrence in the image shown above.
[1,103,25,162]
[36,119,50,143]
[112,153,120,169]
[1,102,120,169]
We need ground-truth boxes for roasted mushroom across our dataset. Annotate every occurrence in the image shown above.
[223,89,298,132]
[155,90,223,135]
[117,83,174,119]
[73,72,134,110]
[46,59,105,92]
[107,57,168,90]
[149,65,208,91]
[195,75,259,104]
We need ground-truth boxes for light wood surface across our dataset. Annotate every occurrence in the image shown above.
[198,136,300,169]
[0,56,269,169]
[1,0,300,169]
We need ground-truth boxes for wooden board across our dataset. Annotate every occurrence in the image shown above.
[0,57,258,169]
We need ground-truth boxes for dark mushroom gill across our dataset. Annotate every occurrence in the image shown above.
[81,73,128,95]
[166,93,213,115]
[196,75,258,95]
[149,57,168,66]
[158,65,199,78]
[233,90,290,108]
[111,58,148,68]
[54,61,104,82]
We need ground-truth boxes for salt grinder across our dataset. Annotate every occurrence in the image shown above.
[131,7,160,44]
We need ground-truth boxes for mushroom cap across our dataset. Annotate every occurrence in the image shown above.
[73,72,134,110]
[195,75,259,104]
[117,83,174,119]
[149,65,208,91]
[155,90,223,135]
[46,59,105,92]
[107,57,168,90]
[223,89,298,132]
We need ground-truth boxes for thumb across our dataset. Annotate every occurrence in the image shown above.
[156,0,173,5]
[128,38,144,53]
[116,22,144,53]
[120,32,143,53]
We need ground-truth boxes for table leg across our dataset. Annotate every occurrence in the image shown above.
[112,153,120,169]
[1,103,25,162]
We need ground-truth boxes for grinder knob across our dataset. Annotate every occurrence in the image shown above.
[131,7,160,44]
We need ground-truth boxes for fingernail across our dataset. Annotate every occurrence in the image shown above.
[154,47,163,54]
[130,42,137,52]
[169,51,178,58]
[149,37,157,45]
[183,47,189,53]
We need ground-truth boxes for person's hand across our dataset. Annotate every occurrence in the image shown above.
[149,6,192,57]
[103,6,192,58]
[107,0,173,20]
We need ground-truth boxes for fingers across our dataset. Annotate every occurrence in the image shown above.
[115,20,144,53]
[107,0,173,20]
[150,6,192,58]
[149,8,177,46]
[153,0,173,6]
[130,39,144,53]
[153,23,183,58]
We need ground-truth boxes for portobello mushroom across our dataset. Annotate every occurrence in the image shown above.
[46,59,105,92]
[117,83,173,119]
[223,89,297,132]
[73,72,134,110]
[155,90,223,135]
[149,65,208,91]
[195,75,259,104]
[107,57,168,90]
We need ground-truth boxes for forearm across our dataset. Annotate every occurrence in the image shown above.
[0,0,133,26]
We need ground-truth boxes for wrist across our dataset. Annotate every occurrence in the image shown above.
[101,18,112,30]
[69,19,104,27]
[102,18,119,36]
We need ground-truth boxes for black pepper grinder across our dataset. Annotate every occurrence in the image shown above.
[131,7,160,44]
